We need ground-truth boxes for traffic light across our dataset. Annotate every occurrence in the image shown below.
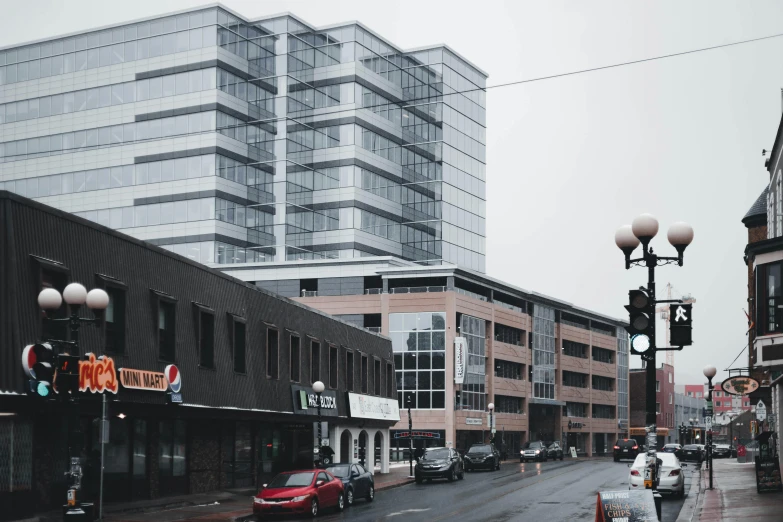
[625,289,653,355]
[670,304,693,346]
[22,343,55,397]
[55,353,81,394]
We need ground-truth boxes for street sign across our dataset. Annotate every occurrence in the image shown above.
[756,401,767,422]
[706,417,712,431]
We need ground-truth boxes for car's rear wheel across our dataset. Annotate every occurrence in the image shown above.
[310,498,319,518]
[366,485,375,501]
[336,492,345,512]
[346,488,354,506]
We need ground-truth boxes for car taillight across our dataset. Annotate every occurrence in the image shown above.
[632,446,638,450]
[613,446,620,450]
[669,470,680,477]
[630,470,640,476]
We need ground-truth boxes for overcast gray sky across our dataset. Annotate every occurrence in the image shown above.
[4,0,780,387]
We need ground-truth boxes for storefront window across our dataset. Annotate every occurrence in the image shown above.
[159,419,187,491]
[133,420,146,477]
[760,262,783,334]
[105,418,129,473]
[460,313,486,411]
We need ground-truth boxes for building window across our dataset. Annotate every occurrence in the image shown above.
[669,393,673,404]
[159,419,186,480]
[495,395,524,414]
[198,310,215,368]
[329,345,338,389]
[656,403,661,414]
[390,312,447,410]
[158,300,176,362]
[565,402,587,418]
[562,340,587,359]
[668,372,672,383]
[311,341,320,383]
[266,329,279,379]
[361,355,368,394]
[494,323,523,345]
[290,336,300,382]
[532,305,555,400]
[591,375,614,392]
[460,314,487,410]
[386,362,393,398]
[374,359,381,395]
[104,287,126,354]
[494,360,523,380]
[346,350,354,391]
[759,262,783,334]
[656,380,660,392]
[593,404,615,419]
[591,346,614,364]
[563,371,588,388]
[233,319,246,373]
[715,401,721,407]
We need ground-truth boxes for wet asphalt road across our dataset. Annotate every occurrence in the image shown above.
[312,457,697,522]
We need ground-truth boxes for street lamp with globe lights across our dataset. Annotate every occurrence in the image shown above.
[703,365,717,488]
[615,213,694,505]
[488,403,495,444]
[312,380,325,466]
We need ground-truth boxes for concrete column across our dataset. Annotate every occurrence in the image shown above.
[380,429,390,473]
[332,425,341,464]
[587,432,593,457]
[365,431,375,473]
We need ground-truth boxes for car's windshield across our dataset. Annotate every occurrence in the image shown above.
[683,445,699,450]
[424,448,450,459]
[469,445,492,453]
[326,465,350,479]
[267,472,314,488]
[524,442,543,449]
[618,440,636,447]
[548,443,559,449]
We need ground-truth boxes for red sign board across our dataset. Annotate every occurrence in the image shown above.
[79,354,118,394]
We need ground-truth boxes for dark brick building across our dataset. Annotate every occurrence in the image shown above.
[629,363,675,446]
[0,191,398,519]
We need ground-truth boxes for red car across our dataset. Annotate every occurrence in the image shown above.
[253,469,345,518]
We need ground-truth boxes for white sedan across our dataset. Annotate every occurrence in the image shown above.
[627,452,685,498]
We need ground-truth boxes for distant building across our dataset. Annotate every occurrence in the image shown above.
[629,363,675,445]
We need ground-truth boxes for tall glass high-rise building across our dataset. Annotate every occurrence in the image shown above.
[0,5,488,271]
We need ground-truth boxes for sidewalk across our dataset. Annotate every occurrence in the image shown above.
[690,459,782,521]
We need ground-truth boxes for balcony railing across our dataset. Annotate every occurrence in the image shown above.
[454,287,488,301]
[366,326,382,333]
[390,286,445,294]
[301,290,318,297]
[561,318,589,330]
[364,288,383,295]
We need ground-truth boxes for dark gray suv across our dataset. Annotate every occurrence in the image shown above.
[464,443,501,471]
[520,440,548,462]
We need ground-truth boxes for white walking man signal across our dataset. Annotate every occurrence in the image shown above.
[675,306,688,322]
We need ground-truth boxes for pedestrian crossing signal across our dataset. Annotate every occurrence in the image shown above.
[670,304,693,346]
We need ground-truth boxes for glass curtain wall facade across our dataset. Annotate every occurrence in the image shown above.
[390,312,447,409]
[616,327,629,432]
[532,305,556,400]
[0,6,488,272]
[459,314,487,411]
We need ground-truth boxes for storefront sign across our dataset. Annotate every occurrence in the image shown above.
[165,365,182,393]
[755,459,782,492]
[466,418,483,425]
[595,490,657,522]
[721,376,759,396]
[119,368,168,391]
[347,392,400,421]
[393,431,441,439]
[454,337,466,384]
[290,385,339,417]
[167,392,183,404]
[568,420,584,429]
[79,354,118,394]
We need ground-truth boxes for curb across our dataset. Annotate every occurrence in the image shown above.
[676,466,704,522]
[376,477,416,491]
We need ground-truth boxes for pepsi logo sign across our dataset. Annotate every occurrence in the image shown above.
[165,364,182,393]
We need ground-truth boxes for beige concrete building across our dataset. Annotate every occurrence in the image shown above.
[222,257,630,458]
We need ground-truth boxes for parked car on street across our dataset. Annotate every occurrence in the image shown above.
[627,453,685,498]
[613,439,640,462]
[695,444,707,460]
[414,447,464,483]
[253,470,344,518]
[326,463,374,506]
[681,444,703,464]
[662,443,684,461]
[713,444,732,459]
[546,442,564,461]
[520,440,548,462]
[464,443,501,471]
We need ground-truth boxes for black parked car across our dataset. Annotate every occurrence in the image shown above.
[662,444,684,461]
[464,443,501,471]
[326,463,375,506]
[546,442,564,461]
[712,444,732,459]
[613,439,640,462]
[520,441,548,462]
[414,447,464,483]
[681,444,703,463]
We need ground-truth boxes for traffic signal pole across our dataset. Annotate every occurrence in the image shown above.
[644,261,659,493]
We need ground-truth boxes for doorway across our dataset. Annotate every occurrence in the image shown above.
[340,430,351,463]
